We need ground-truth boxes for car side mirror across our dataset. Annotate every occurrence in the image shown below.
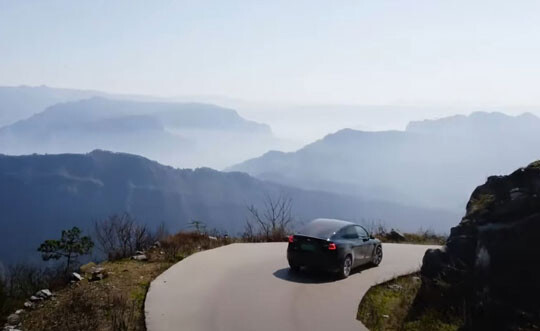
[363,237,370,242]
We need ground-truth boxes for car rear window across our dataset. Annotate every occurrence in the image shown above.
[298,220,348,239]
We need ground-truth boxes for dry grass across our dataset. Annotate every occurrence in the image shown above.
[19,231,230,331]
[21,259,170,331]
[159,232,232,262]
[376,231,447,245]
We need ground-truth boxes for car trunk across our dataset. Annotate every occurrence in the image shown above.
[290,235,331,252]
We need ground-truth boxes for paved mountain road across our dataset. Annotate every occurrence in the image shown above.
[145,243,438,331]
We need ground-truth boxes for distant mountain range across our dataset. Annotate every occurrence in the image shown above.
[229,112,540,211]
[0,95,283,169]
[0,85,111,127]
[0,150,457,265]
[3,85,539,266]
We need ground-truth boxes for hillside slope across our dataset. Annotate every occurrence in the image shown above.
[0,150,457,265]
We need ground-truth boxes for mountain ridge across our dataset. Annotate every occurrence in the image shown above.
[229,112,540,211]
[0,97,279,169]
[0,150,458,265]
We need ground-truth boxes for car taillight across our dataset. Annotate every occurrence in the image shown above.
[288,235,294,243]
[328,243,337,250]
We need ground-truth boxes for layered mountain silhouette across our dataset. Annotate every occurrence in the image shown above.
[229,112,540,211]
[0,85,110,127]
[0,97,281,169]
[0,150,457,265]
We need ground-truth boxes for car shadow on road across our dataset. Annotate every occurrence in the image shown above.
[273,264,376,284]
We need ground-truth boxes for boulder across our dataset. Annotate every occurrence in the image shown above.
[419,161,540,330]
[35,289,52,299]
[89,267,108,281]
[14,310,24,315]
[6,314,20,325]
[71,272,83,281]
[29,295,42,302]
[23,301,34,309]
[132,254,148,261]
[3,327,22,331]
[80,262,97,274]
[387,229,406,241]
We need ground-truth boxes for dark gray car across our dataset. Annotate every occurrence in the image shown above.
[287,218,383,278]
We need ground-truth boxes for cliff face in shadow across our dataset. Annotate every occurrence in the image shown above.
[420,161,540,330]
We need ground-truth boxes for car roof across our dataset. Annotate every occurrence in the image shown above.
[297,218,356,239]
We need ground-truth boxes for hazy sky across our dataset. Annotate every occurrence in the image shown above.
[1,0,540,107]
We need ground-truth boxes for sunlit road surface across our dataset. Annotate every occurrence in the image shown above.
[145,243,438,331]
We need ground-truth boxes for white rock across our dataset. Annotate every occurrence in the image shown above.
[29,295,42,302]
[72,272,83,281]
[36,289,52,299]
[132,254,148,261]
[388,284,403,291]
[14,309,24,315]
[89,267,108,281]
[4,327,22,331]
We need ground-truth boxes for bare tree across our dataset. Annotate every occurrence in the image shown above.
[154,222,169,242]
[243,220,256,241]
[246,193,294,241]
[94,213,155,260]
[360,219,388,236]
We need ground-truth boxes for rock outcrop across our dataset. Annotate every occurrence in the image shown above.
[89,267,108,282]
[420,161,540,330]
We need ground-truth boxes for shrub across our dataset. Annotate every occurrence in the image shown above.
[244,194,293,242]
[94,213,156,260]
[161,232,226,262]
[361,219,388,237]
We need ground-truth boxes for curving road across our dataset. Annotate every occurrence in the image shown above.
[145,243,437,331]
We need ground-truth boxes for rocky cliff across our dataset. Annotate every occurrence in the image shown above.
[421,161,540,330]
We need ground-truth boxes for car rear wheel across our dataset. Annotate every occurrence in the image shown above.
[372,245,383,266]
[340,255,353,278]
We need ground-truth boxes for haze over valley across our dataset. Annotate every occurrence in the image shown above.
[4,2,540,330]
[1,85,540,267]
[2,0,540,268]
[230,111,540,211]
